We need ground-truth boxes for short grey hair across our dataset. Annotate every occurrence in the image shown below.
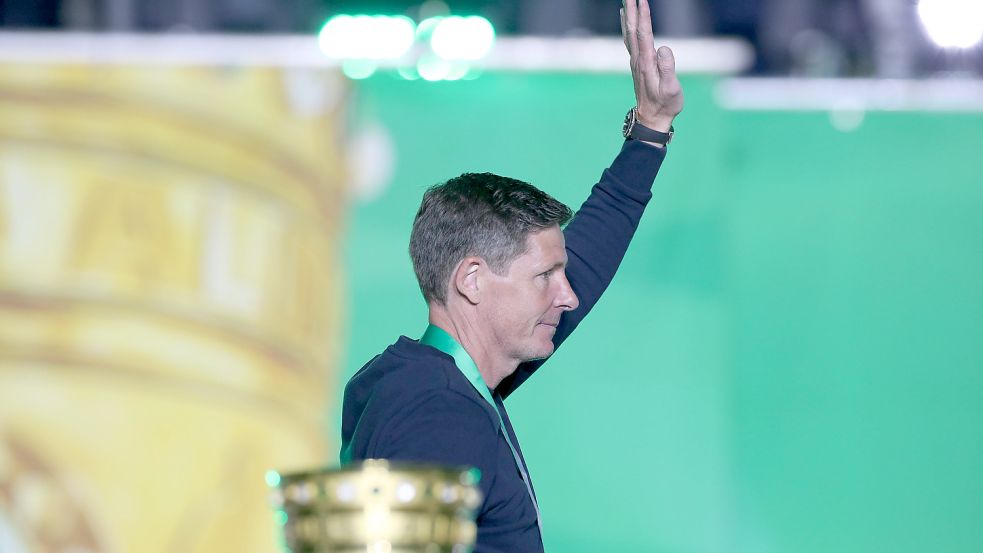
[409,172,573,305]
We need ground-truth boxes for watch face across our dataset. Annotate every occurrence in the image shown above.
[622,108,635,138]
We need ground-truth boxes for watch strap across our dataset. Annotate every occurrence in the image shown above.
[624,107,674,145]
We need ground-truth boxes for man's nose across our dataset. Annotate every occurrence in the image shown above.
[556,275,579,311]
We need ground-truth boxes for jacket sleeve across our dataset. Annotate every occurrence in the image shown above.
[498,140,668,398]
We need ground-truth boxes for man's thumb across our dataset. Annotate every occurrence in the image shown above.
[656,46,676,76]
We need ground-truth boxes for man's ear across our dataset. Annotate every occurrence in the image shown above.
[452,257,483,305]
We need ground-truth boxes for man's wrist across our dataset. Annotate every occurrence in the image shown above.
[623,107,674,147]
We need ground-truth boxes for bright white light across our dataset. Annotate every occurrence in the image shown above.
[430,16,496,60]
[318,15,416,59]
[917,0,983,48]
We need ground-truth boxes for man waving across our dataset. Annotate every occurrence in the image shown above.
[340,1,684,550]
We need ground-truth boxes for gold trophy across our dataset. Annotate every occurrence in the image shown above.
[269,460,483,553]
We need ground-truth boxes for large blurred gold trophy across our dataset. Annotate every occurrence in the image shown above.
[270,461,482,553]
[0,57,348,552]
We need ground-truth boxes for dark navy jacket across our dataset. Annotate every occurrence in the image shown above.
[341,140,667,552]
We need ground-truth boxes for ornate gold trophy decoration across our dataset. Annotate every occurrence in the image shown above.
[270,460,483,553]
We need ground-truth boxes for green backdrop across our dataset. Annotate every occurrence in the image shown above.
[338,72,983,553]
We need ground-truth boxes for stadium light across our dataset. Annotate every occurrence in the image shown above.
[318,13,496,81]
[917,0,983,48]
[318,15,416,59]
[430,16,496,60]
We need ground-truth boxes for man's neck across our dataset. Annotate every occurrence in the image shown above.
[427,305,515,390]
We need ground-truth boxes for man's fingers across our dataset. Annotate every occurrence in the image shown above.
[636,0,653,40]
[620,8,630,51]
[622,0,638,56]
[623,0,637,29]
[633,0,656,68]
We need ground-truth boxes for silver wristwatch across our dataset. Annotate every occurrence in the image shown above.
[622,107,674,145]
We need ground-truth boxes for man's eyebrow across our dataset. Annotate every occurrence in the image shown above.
[541,260,567,272]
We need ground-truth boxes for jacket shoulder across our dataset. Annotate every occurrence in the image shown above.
[345,338,494,422]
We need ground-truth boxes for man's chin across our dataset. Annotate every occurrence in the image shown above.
[522,341,555,363]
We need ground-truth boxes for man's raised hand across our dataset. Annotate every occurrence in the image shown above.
[620,0,684,133]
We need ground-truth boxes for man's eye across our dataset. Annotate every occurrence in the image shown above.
[541,271,553,279]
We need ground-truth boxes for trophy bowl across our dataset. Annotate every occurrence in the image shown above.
[269,459,483,553]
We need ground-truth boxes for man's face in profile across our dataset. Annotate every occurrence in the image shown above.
[479,226,580,368]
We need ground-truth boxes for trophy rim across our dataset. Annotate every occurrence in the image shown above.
[271,459,481,486]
